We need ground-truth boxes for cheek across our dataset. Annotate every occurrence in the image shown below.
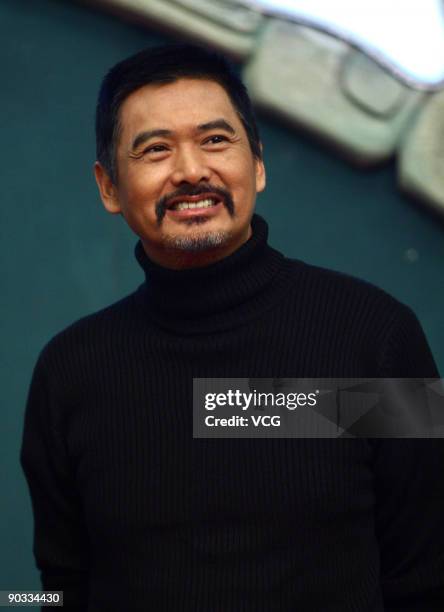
[219,155,255,189]
[122,169,166,205]
[233,164,257,198]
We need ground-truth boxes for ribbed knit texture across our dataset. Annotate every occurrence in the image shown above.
[21,214,444,611]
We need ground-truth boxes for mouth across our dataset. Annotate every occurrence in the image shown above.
[166,194,224,218]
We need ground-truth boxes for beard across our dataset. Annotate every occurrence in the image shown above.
[155,184,235,225]
[154,183,235,252]
[160,215,232,252]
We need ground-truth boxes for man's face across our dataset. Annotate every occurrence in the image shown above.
[95,78,266,268]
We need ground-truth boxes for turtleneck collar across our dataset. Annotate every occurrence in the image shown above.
[134,214,293,334]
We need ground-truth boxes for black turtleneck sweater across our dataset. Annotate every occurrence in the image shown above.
[21,214,444,611]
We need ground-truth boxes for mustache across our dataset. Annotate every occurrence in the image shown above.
[155,184,234,225]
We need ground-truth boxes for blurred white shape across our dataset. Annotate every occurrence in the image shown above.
[171,0,262,32]
[398,89,444,215]
[405,248,419,262]
[243,0,444,88]
[90,0,262,58]
[243,20,424,165]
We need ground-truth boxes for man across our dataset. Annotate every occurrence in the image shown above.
[21,44,443,611]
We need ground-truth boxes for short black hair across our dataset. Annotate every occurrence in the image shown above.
[95,44,262,183]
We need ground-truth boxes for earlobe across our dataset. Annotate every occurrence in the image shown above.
[255,156,266,193]
[94,162,121,214]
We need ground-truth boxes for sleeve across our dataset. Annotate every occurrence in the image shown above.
[373,305,444,610]
[20,353,89,611]
[377,303,440,379]
[373,438,444,611]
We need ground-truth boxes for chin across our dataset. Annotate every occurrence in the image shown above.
[162,227,232,252]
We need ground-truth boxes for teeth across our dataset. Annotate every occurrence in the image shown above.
[171,198,217,211]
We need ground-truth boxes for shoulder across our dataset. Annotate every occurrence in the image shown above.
[285,256,412,323]
[38,289,142,371]
[284,258,438,376]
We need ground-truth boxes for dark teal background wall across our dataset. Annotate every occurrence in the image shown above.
[2,0,443,600]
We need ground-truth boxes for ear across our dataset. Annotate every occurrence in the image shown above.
[94,162,121,214]
[255,142,266,193]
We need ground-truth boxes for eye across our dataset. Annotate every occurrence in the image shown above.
[143,144,168,154]
[204,135,229,145]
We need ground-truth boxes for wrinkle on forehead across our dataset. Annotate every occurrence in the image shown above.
[118,78,244,146]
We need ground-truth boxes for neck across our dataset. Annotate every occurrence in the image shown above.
[134,213,292,334]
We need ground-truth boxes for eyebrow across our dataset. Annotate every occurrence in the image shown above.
[130,118,236,151]
[198,119,236,135]
[131,129,171,151]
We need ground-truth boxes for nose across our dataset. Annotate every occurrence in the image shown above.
[170,145,211,186]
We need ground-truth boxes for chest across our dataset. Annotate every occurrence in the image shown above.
[65,328,375,549]
[68,383,374,535]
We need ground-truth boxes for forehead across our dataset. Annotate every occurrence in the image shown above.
[118,78,242,139]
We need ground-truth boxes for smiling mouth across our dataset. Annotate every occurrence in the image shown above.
[169,198,219,211]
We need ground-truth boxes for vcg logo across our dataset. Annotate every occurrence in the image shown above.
[251,415,280,427]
